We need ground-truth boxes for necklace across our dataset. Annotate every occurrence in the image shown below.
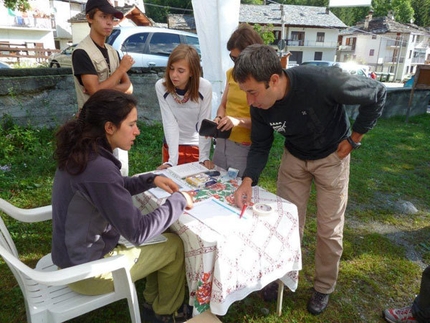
[171,89,190,104]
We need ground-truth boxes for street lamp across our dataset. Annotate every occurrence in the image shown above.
[278,4,286,57]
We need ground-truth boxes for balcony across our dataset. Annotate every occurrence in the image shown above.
[383,56,405,64]
[386,40,407,48]
[411,57,426,64]
[0,16,52,29]
[285,39,338,48]
[338,45,355,51]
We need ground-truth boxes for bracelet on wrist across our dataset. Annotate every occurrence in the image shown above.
[347,136,361,149]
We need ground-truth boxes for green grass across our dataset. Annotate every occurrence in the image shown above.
[0,113,429,322]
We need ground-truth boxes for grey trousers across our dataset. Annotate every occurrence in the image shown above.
[212,138,250,177]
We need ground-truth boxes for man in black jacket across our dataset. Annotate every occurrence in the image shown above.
[232,44,386,315]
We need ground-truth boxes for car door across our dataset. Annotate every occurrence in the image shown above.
[119,32,149,68]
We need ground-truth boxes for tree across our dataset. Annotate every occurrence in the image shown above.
[253,23,276,44]
[241,0,264,4]
[3,0,30,11]
[145,0,193,23]
[410,0,430,26]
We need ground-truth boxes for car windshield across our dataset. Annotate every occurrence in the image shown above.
[106,29,121,46]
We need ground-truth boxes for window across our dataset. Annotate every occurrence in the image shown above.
[148,33,181,56]
[185,35,201,55]
[369,49,374,56]
[122,33,149,53]
[314,52,323,60]
[316,32,325,42]
[291,31,305,46]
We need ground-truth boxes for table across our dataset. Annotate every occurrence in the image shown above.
[132,174,302,317]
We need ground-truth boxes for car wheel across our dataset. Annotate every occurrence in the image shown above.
[50,61,60,68]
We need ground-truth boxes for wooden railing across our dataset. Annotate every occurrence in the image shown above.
[0,41,60,63]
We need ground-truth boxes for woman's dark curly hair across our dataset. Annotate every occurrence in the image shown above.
[54,89,137,175]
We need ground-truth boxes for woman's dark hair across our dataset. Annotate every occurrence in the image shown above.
[227,23,264,51]
[54,89,137,175]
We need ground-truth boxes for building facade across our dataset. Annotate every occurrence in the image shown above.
[239,4,347,66]
[337,11,430,82]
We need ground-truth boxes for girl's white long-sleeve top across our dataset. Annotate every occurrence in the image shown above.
[156,77,212,166]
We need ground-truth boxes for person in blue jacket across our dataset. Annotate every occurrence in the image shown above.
[51,89,193,323]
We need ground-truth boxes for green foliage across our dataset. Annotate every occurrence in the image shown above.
[411,0,430,26]
[0,114,429,322]
[253,24,276,45]
[2,0,30,11]
[241,0,264,4]
[144,0,193,23]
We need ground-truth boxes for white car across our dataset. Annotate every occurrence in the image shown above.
[301,61,368,77]
[0,61,11,68]
[106,26,200,68]
[48,44,76,68]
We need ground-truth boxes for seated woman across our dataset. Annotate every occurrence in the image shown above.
[51,89,193,323]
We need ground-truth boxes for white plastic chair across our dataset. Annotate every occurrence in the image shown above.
[0,198,141,323]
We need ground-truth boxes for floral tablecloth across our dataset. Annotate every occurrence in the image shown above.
[132,177,302,316]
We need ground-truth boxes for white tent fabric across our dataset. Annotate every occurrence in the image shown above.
[329,0,371,7]
[192,0,240,118]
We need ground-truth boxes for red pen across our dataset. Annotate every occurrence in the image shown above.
[239,204,247,219]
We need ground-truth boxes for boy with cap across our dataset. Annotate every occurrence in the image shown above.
[72,0,135,176]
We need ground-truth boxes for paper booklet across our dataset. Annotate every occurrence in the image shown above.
[148,169,194,199]
[118,234,167,248]
[167,162,209,179]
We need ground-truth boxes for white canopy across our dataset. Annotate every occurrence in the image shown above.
[192,0,240,117]
[329,0,371,7]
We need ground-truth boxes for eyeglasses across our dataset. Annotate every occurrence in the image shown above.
[229,54,238,62]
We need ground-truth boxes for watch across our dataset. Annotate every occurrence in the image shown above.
[347,136,361,149]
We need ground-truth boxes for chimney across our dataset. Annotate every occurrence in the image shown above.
[368,10,373,22]
[364,15,369,29]
[388,10,394,20]
[326,7,329,14]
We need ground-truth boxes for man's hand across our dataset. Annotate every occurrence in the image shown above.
[119,54,135,71]
[153,176,179,194]
[234,177,253,208]
[337,139,353,159]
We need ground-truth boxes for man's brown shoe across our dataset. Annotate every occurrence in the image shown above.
[307,289,329,315]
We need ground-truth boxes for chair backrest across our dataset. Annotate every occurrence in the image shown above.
[0,207,34,322]
[0,199,53,322]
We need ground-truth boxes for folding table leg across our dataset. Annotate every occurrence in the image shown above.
[276,279,284,316]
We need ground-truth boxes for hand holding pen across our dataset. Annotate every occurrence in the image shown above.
[239,194,248,219]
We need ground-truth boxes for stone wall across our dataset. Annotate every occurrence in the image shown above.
[0,68,428,128]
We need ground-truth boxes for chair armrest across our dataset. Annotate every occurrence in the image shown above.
[0,198,52,222]
[0,245,129,286]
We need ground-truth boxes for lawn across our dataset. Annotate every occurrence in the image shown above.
[0,113,429,323]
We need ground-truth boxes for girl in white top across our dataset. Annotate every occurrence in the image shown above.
[155,44,214,170]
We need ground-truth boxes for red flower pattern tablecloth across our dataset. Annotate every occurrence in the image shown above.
[132,178,302,316]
